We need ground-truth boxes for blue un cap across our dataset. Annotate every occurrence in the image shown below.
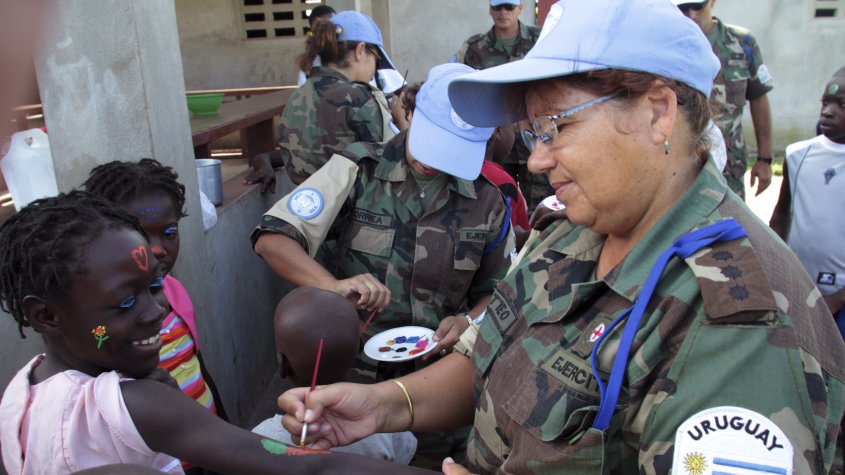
[331,11,396,71]
[449,0,720,127]
[409,64,495,180]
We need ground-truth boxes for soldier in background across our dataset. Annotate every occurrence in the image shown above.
[252,64,513,469]
[245,11,394,191]
[452,0,549,215]
[675,0,774,199]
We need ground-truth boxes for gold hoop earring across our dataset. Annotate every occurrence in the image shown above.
[664,137,670,155]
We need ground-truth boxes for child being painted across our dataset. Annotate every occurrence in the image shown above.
[0,192,434,475]
[82,160,225,429]
[253,287,417,464]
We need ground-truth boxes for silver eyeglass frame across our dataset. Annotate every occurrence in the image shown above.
[521,93,620,151]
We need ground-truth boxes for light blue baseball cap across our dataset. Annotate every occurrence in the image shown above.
[490,0,522,6]
[449,0,720,127]
[408,64,495,180]
[331,11,396,71]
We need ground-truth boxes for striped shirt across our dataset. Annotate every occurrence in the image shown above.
[158,313,216,413]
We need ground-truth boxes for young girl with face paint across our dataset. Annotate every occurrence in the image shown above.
[0,192,434,475]
[82,159,227,467]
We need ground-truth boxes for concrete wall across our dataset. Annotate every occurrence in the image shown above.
[713,0,845,152]
[174,0,535,88]
[175,0,306,89]
[384,0,535,84]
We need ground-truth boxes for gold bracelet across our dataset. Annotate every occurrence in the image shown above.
[390,379,414,431]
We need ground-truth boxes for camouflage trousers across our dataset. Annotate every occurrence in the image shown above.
[723,151,747,200]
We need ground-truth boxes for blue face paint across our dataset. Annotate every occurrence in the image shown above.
[139,203,164,223]
[163,226,178,239]
[118,295,136,310]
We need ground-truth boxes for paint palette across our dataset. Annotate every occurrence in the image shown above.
[363,326,437,362]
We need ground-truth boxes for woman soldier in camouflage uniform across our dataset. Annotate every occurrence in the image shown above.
[277,1,845,474]
[247,11,395,190]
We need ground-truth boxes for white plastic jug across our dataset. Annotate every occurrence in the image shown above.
[1,128,59,211]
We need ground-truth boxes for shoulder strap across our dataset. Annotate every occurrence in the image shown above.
[483,197,512,256]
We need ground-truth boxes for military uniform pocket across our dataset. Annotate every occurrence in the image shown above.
[344,223,395,257]
[454,239,484,271]
[501,351,602,443]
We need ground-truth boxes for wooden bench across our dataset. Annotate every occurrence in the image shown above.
[189,88,294,160]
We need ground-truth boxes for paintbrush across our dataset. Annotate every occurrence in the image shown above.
[360,308,378,335]
[299,337,323,446]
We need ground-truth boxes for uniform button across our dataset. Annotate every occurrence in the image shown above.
[376,149,384,156]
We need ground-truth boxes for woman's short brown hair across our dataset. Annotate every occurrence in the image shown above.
[512,69,712,164]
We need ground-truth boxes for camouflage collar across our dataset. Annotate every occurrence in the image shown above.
[373,132,479,200]
[706,16,730,44]
[483,21,536,50]
[606,159,728,301]
[310,66,350,82]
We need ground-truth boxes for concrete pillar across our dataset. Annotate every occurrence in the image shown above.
[11,0,282,425]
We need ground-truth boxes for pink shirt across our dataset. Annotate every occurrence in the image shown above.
[0,355,183,474]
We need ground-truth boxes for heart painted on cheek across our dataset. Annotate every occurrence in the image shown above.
[131,246,149,272]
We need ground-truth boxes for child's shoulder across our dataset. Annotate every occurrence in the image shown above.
[785,135,826,158]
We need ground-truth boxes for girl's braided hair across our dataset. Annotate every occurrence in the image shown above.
[82,158,187,217]
[0,191,147,338]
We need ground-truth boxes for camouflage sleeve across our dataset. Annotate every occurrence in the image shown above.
[743,33,773,100]
[250,154,359,257]
[638,314,844,474]
[452,41,470,65]
[349,95,385,144]
[468,196,514,303]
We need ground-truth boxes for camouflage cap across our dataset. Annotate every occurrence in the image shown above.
[408,63,494,180]
[448,0,721,127]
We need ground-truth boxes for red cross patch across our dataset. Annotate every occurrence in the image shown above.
[589,323,605,343]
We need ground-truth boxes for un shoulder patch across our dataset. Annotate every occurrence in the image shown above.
[287,188,324,220]
[673,406,793,475]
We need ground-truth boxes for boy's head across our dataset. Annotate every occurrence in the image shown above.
[820,67,845,144]
[274,287,360,386]
[485,126,515,164]
[83,159,186,276]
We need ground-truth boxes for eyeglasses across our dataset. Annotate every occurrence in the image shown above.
[521,94,618,152]
[677,1,708,13]
[491,3,517,11]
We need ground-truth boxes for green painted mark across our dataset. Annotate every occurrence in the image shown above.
[261,438,287,455]
[829,83,840,95]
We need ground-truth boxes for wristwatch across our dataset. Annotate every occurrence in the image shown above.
[463,313,474,326]
[756,156,773,164]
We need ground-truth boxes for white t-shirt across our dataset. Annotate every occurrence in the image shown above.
[252,414,418,464]
[785,134,845,294]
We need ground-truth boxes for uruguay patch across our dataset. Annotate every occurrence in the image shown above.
[672,406,793,475]
[287,188,324,220]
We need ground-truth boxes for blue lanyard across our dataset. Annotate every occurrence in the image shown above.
[589,219,748,431]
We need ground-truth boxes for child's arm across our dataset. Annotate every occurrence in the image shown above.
[120,379,435,475]
[769,160,792,240]
[196,351,229,422]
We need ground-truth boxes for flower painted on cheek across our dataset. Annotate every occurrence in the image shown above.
[92,325,109,349]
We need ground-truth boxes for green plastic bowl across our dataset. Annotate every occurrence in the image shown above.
[186,93,224,116]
